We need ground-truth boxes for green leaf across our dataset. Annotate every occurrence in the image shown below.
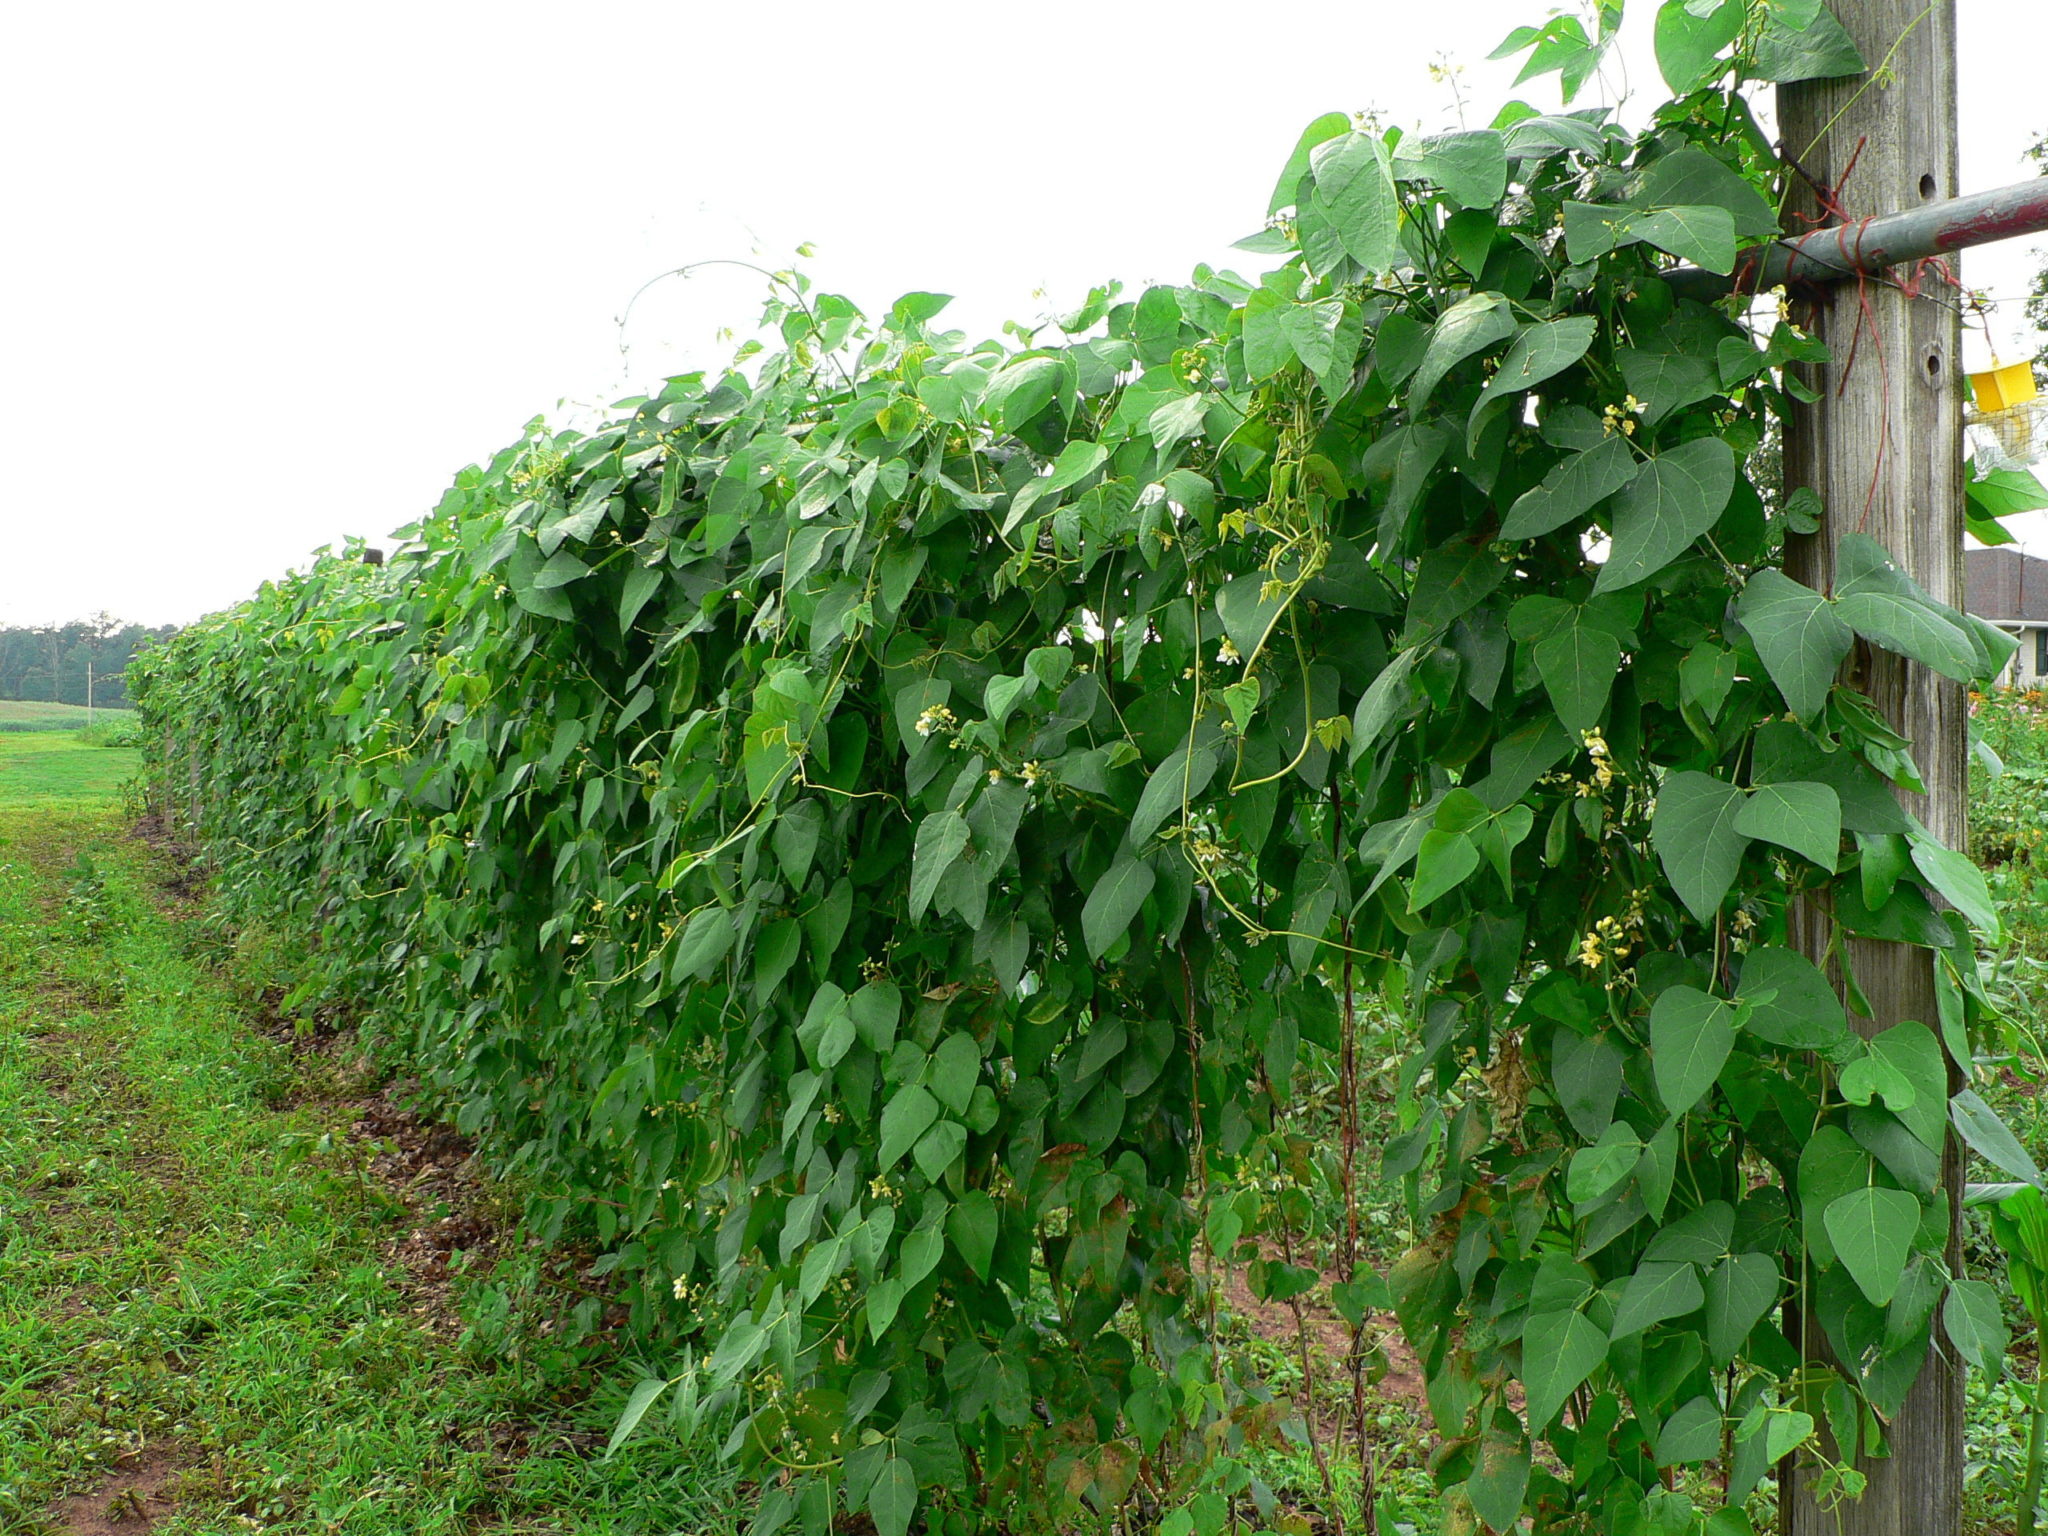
[1281,298,1364,391]
[869,1456,917,1536]
[982,355,1062,433]
[1737,945,1849,1048]
[1082,855,1155,959]
[1410,829,1480,911]
[850,980,902,1052]
[1611,1260,1704,1337]
[865,1275,906,1340]
[910,811,971,919]
[912,1119,967,1182]
[1654,0,1742,93]
[915,363,986,424]
[1469,317,1598,449]
[1371,312,1429,386]
[1944,1279,2009,1377]
[1735,570,1853,718]
[1531,607,1625,735]
[878,543,929,612]
[1562,201,1631,264]
[603,1376,672,1460]
[1910,839,2001,940]
[1629,145,1779,239]
[1405,542,1510,639]
[1704,1252,1779,1364]
[1734,780,1841,870]
[1868,1021,1949,1152]
[1499,113,1610,158]
[1627,205,1738,274]
[1753,7,1866,83]
[672,907,736,981]
[1522,1308,1609,1430]
[1025,645,1073,693]
[1798,1126,1870,1268]
[1003,439,1107,534]
[1567,1124,1642,1206]
[1371,420,1451,548]
[1679,644,1738,720]
[1131,745,1218,847]
[1241,289,1297,381]
[1268,111,1352,214]
[1765,1410,1817,1464]
[1835,591,1979,680]
[1552,1029,1625,1140]
[1649,984,1736,1115]
[618,563,665,631]
[1860,831,1912,911]
[878,1084,941,1170]
[509,538,577,620]
[1309,131,1400,272]
[1824,1186,1920,1306]
[1596,439,1737,593]
[1618,346,1721,424]
[1968,465,2048,520]
[948,1190,999,1281]
[771,801,823,888]
[1464,1430,1531,1534]
[1500,436,1636,540]
[1833,533,1981,681]
[1216,571,1292,662]
[1407,292,1516,413]
[1349,648,1422,762]
[1644,1201,1734,1266]
[983,673,1031,728]
[900,1215,945,1286]
[929,1031,981,1116]
[1652,771,1750,921]
[1951,1088,2045,1186]
[1657,1395,1725,1467]
[1394,129,1510,210]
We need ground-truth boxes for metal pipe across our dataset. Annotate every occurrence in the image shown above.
[1661,175,2048,300]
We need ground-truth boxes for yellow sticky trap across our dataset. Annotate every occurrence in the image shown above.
[1971,361,2039,413]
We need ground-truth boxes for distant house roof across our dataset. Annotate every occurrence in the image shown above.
[1966,548,2048,623]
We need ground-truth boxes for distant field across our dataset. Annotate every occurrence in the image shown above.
[0,700,135,732]
[0,731,139,805]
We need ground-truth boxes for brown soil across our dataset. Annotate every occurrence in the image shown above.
[45,1447,182,1535]
[355,1090,504,1336]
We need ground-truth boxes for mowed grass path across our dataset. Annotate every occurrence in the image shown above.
[0,750,739,1533]
[0,731,140,804]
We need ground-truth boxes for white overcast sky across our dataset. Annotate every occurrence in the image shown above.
[3,1,2043,628]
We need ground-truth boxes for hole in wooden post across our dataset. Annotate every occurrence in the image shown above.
[1919,173,1937,199]
[1926,352,1942,377]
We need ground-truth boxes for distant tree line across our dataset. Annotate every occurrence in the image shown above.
[0,616,179,708]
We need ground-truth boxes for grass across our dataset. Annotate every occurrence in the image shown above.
[0,700,133,733]
[0,754,744,1531]
[0,731,142,806]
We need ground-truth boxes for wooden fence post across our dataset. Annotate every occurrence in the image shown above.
[1780,1,1966,1531]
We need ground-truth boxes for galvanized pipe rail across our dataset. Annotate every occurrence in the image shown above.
[1661,175,2048,300]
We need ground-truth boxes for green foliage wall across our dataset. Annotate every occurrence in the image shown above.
[135,7,2037,1532]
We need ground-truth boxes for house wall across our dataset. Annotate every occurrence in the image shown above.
[1993,625,2048,688]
